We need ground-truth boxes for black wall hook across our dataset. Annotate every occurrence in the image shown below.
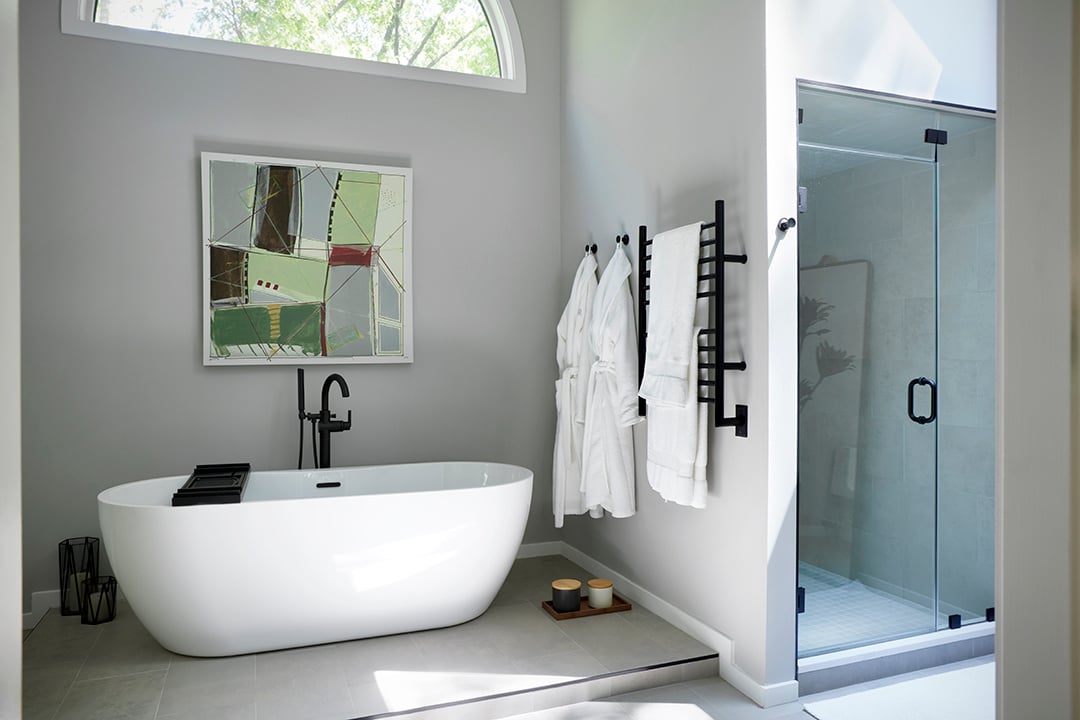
[777,217,797,232]
[616,234,629,246]
[585,243,597,255]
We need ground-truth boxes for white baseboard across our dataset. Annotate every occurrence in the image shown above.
[23,589,59,630]
[517,541,799,708]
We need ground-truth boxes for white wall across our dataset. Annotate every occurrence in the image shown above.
[560,0,795,704]
[19,1,562,608]
[997,1,1074,717]
[1,0,20,714]
[792,0,996,109]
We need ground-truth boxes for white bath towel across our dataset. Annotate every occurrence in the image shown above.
[638,222,702,407]
[646,327,708,508]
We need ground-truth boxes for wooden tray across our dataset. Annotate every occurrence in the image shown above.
[541,593,631,620]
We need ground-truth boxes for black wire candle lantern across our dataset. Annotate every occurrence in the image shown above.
[58,537,99,616]
[80,576,118,625]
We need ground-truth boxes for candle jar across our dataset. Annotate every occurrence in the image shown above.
[81,576,117,625]
[551,578,582,613]
[58,537,99,616]
[587,578,613,609]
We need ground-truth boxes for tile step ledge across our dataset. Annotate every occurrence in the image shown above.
[362,654,720,720]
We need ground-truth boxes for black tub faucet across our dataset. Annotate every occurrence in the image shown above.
[317,373,352,468]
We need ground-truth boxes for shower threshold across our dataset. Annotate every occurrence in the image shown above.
[797,622,995,696]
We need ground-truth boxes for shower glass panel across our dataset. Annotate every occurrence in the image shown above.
[796,84,996,657]
[933,111,997,627]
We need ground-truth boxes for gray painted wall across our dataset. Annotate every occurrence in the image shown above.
[19,0,563,608]
[1,0,21,714]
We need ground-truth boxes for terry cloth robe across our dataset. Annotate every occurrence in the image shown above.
[553,252,598,528]
[580,244,641,519]
[638,222,702,407]
[646,327,708,508]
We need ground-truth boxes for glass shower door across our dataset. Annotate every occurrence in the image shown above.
[796,86,941,656]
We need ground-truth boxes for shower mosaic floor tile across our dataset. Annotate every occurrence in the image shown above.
[22,555,720,720]
[798,563,950,656]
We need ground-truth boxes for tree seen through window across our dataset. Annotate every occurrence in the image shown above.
[94,0,501,78]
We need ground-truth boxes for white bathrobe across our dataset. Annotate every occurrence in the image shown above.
[580,245,640,519]
[553,252,598,528]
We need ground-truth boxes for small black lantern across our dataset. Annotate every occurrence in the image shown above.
[80,576,118,625]
[58,537,99,616]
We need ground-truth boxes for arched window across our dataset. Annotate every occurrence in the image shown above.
[61,0,526,92]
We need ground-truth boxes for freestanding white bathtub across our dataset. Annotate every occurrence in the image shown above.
[98,462,533,657]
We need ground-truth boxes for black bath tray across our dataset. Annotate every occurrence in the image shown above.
[172,463,251,506]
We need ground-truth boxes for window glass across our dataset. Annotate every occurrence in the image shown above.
[93,0,500,78]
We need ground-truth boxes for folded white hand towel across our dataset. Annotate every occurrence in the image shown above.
[646,327,708,508]
[639,222,702,406]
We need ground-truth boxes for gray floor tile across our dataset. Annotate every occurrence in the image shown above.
[157,654,256,716]
[156,700,257,720]
[474,601,583,661]
[335,633,429,687]
[511,649,609,679]
[254,669,354,720]
[21,661,82,720]
[22,555,740,720]
[76,620,175,682]
[53,669,167,720]
[556,613,678,672]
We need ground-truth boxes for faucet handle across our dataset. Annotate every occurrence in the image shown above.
[344,410,352,431]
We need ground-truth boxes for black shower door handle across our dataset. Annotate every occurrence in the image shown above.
[907,377,937,424]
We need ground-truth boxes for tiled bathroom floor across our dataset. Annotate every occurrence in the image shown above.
[23,555,725,720]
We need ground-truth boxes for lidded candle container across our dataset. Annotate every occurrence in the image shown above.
[587,578,613,609]
[551,578,582,613]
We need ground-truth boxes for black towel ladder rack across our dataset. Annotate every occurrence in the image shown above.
[637,199,749,437]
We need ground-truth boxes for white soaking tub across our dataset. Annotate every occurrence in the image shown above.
[97,462,533,657]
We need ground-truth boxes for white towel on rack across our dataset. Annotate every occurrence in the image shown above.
[646,327,708,509]
[638,221,702,407]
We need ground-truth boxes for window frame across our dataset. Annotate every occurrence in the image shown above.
[60,0,527,93]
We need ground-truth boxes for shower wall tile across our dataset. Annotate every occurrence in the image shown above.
[938,359,982,428]
[871,232,935,301]
[857,416,903,481]
[902,423,935,491]
[939,291,995,362]
[902,537,936,604]
[901,297,936,368]
[852,528,905,589]
[975,222,997,293]
[939,224,979,295]
[939,133,995,229]
[939,425,995,498]
[901,170,936,237]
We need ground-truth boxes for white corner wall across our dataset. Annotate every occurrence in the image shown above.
[998,0,1074,717]
[560,0,797,705]
[0,0,20,714]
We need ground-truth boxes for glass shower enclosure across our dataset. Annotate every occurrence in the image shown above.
[795,84,996,657]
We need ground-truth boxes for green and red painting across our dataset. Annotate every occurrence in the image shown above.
[202,153,411,364]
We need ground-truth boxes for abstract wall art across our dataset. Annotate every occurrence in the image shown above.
[202,152,412,364]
